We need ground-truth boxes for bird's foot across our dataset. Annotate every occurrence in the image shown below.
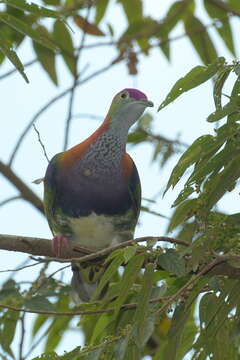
[52,234,70,257]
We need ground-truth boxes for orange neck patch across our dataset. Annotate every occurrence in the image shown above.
[61,116,110,169]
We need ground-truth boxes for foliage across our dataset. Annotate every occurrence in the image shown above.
[2,0,240,359]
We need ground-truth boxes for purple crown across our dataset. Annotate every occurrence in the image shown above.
[121,88,147,100]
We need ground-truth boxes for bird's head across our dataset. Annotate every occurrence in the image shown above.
[106,88,153,132]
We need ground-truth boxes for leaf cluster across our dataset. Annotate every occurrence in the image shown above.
[0,0,240,83]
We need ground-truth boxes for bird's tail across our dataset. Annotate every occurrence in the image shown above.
[71,262,107,303]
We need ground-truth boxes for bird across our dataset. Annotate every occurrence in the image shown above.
[43,88,153,302]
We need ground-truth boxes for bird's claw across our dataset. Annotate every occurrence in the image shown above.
[52,234,70,257]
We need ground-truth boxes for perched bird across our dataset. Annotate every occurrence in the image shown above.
[44,88,153,302]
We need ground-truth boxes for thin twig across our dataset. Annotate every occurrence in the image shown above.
[0,195,22,208]
[0,294,170,317]
[72,113,103,120]
[63,4,92,150]
[33,124,50,163]
[0,261,42,273]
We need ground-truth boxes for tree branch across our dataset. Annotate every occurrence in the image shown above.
[0,234,189,260]
[0,161,44,214]
[1,234,240,280]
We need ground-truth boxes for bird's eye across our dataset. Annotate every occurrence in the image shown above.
[120,92,128,99]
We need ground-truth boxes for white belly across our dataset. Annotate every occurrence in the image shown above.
[68,213,118,249]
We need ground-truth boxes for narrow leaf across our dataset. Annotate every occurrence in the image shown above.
[204,0,235,56]
[92,254,124,300]
[163,302,191,360]
[32,315,49,338]
[207,97,240,122]
[213,67,232,109]
[168,199,198,231]
[184,15,218,65]
[0,13,57,51]
[53,20,76,76]
[162,0,195,34]
[113,253,145,318]
[158,249,186,276]
[203,155,240,209]
[118,0,142,23]
[90,313,113,345]
[158,57,225,111]
[33,26,58,85]
[95,0,109,24]
[73,15,105,36]
[3,0,60,18]
[24,296,56,311]
[0,31,28,82]
[165,135,217,192]
[1,310,19,356]
[45,297,70,352]
[133,263,155,347]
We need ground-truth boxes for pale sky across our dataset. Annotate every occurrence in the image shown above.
[0,0,239,357]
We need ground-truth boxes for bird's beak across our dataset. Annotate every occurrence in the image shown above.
[138,99,154,107]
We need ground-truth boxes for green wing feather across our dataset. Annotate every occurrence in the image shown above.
[127,158,142,230]
[43,153,67,236]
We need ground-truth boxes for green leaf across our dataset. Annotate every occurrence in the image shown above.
[0,12,58,51]
[43,0,60,5]
[33,26,58,85]
[188,143,234,186]
[113,253,145,318]
[95,0,109,24]
[158,57,225,111]
[0,279,20,301]
[184,15,218,65]
[127,130,148,144]
[133,263,155,347]
[53,20,76,76]
[123,246,137,263]
[199,293,217,328]
[90,313,113,345]
[3,0,60,18]
[118,0,142,22]
[163,302,191,360]
[0,309,19,356]
[114,333,131,360]
[204,0,235,56]
[32,315,49,338]
[228,75,240,122]
[0,31,28,83]
[228,0,240,11]
[45,297,71,352]
[157,249,186,276]
[32,351,59,359]
[202,155,240,209]
[207,97,240,122]
[92,254,124,300]
[168,199,198,231]
[24,296,56,311]
[84,346,106,360]
[162,0,195,34]
[213,67,232,109]
[165,135,217,192]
